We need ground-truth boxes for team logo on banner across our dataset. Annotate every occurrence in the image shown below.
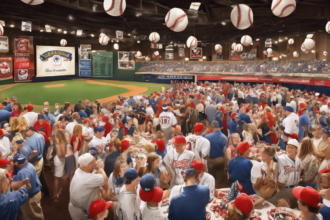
[39,50,72,62]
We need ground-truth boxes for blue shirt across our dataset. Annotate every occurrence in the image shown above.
[25,132,45,162]
[18,144,34,163]
[127,98,136,107]
[228,156,255,195]
[299,112,309,142]
[127,125,135,136]
[0,187,28,220]
[168,184,209,220]
[44,113,56,126]
[3,103,12,112]
[205,130,227,158]
[228,121,239,135]
[215,112,224,128]
[320,205,330,219]
[104,152,121,177]
[13,162,42,197]
[260,126,272,145]
[78,110,88,118]
[0,110,11,123]
[238,113,251,132]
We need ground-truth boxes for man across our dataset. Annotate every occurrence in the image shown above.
[89,126,107,160]
[118,168,141,220]
[290,96,297,112]
[227,112,240,136]
[34,114,51,162]
[159,103,177,146]
[190,160,215,200]
[3,96,16,112]
[298,103,310,142]
[12,154,44,220]
[185,123,210,162]
[69,153,108,220]
[277,139,302,208]
[205,101,217,126]
[314,127,330,165]
[205,120,228,188]
[0,109,11,123]
[23,104,38,127]
[65,112,81,137]
[282,106,299,142]
[43,108,55,126]
[168,168,209,220]
[238,106,252,133]
[293,186,322,220]
[0,128,11,158]
[311,124,322,150]
[0,168,31,220]
[127,96,136,107]
[163,136,195,188]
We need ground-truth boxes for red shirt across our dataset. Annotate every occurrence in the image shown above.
[11,110,21,117]
[33,120,52,142]
[71,134,84,152]
[103,122,112,137]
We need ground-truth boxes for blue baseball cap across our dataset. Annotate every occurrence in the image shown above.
[88,146,98,153]
[38,114,45,120]
[25,126,35,132]
[94,126,105,133]
[13,154,26,165]
[284,106,294,112]
[185,168,195,175]
[140,173,156,192]
[16,139,24,144]
[124,168,138,184]
[322,127,330,136]
[162,103,168,110]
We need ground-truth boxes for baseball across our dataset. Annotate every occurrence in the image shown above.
[231,43,237,51]
[231,4,253,30]
[326,21,330,33]
[165,8,188,32]
[288,38,294,45]
[103,0,126,17]
[99,34,109,45]
[154,51,159,56]
[303,38,315,50]
[0,24,3,36]
[271,0,296,18]
[293,51,299,57]
[235,44,243,52]
[136,51,142,57]
[215,44,222,51]
[240,35,253,46]
[324,51,328,56]
[301,44,309,54]
[21,0,45,5]
[149,32,160,43]
[186,36,198,48]
[60,39,67,47]
[267,48,273,55]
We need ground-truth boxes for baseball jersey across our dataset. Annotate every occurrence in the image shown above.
[159,111,177,129]
[22,112,38,127]
[169,184,184,204]
[251,161,278,185]
[198,172,215,200]
[83,126,94,137]
[118,185,140,220]
[141,205,167,220]
[185,135,210,161]
[282,113,299,135]
[0,136,11,158]
[277,154,302,187]
[163,149,195,186]
[89,135,107,159]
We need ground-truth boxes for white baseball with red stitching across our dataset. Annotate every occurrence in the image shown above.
[288,38,294,45]
[302,39,315,51]
[293,51,299,57]
[324,51,328,56]
[215,44,222,51]
[230,4,253,30]
[235,44,243,52]
[186,36,197,49]
[103,0,126,17]
[301,44,310,54]
[60,39,67,47]
[21,0,45,5]
[231,43,237,50]
[149,32,160,43]
[240,35,252,46]
[165,8,188,32]
[0,24,3,36]
[99,34,109,45]
[271,0,296,18]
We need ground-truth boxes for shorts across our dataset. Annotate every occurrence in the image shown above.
[54,155,65,178]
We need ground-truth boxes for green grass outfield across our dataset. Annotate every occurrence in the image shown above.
[0,80,170,109]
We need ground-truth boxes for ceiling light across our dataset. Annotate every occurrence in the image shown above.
[116,40,119,43]
[111,40,114,43]
[68,15,74,20]
[256,38,260,41]
[136,13,142,17]
[306,33,314,39]
[45,25,51,32]
[202,56,206,60]
[40,29,43,32]
[91,34,94,37]
[137,40,140,43]
[311,50,316,53]
[128,33,131,36]
[221,22,226,26]
[279,39,283,42]
[284,37,288,40]
[190,2,201,11]
[275,41,278,44]
[63,31,67,34]
[10,24,15,28]
[76,30,83,36]
[58,29,62,32]
[185,57,189,61]
[114,43,119,50]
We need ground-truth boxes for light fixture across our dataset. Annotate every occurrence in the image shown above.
[40,29,43,32]
[111,40,114,43]
[116,40,119,43]
[256,38,260,41]
[202,56,206,60]
[45,25,51,32]
[221,22,226,26]
[284,37,288,40]
[279,39,283,42]
[275,41,278,44]
[68,15,74,20]
[128,33,131,36]
[272,57,279,61]
[279,55,282,59]
[306,33,314,39]
[10,24,15,28]
[185,57,189,61]
[63,31,67,34]
[76,30,83,36]
[114,43,119,50]
[58,29,62,32]
[136,13,142,17]
[190,2,201,11]
[137,40,140,43]
[311,50,316,53]
[91,34,94,37]
[93,4,97,12]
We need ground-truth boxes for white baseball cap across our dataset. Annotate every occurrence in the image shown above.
[287,139,300,151]
[78,153,94,167]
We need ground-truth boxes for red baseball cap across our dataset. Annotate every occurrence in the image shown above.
[327,102,330,108]
[319,168,330,174]
[237,141,251,153]
[121,140,130,153]
[0,158,9,168]
[195,94,201,99]
[313,107,319,113]
[139,187,163,203]
[102,116,109,122]
[0,129,3,136]
[288,133,299,141]
[293,186,320,207]
[190,160,204,173]
[89,198,112,219]
[297,109,303,117]
[194,123,204,133]
[152,139,165,152]
[246,107,250,113]
[83,118,90,123]
[234,193,253,214]
[231,112,238,119]
[299,103,306,110]
[27,104,34,112]
[172,136,186,145]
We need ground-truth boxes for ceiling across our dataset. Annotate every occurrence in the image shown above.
[1,0,330,44]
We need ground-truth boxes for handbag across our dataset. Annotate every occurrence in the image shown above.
[258,179,277,199]
[159,166,172,189]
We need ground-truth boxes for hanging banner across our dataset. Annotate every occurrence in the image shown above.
[36,46,75,77]
[190,47,202,59]
[157,75,193,80]
[79,44,92,77]
[0,57,13,81]
[92,52,113,78]
[14,54,32,81]
[14,38,29,53]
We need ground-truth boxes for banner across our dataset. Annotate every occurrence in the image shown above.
[92,52,113,78]
[178,44,185,57]
[36,46,75,77]
[118,52,135,69]
[190,47,202,59]
[79,44,92,77]
[157,75,193,80]
[0,57,13,81]
[14,54,32,81]
[165,52,174,60]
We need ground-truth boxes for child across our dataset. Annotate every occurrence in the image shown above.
[89,198,112,220]
[242,123,254,145]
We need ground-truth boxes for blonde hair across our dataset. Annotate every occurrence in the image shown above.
[18,116,29,131]
[12,132,24,144]
[228,133,241,147]
[145,143,156,154]
[298,138,314,161]
[55,129,69,144]
[243,123,249,132]
[317,173,330,191]
[9,117,19,131]
[72,124,82,136]
[113,138,121,151]
[113,159,127,179]
[264,106,272,112]
[262,145,276,157]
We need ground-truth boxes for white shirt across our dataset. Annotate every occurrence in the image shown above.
[198,172,215,200]
[55,113,63,122]
[146,107,155,118]
[290,100,297,112]
[251,161,277,185]
[238,90,244,98]
[277,154,302,186]
[108,173,123,196]
[65,121,79,136]
[141,205,167,220]
[313,137,322,150]
[282,113,299,135]
[276,94,282,104]
[23,112,38,127]
[89,135,107,147]
[83,126,94,137]
[69,168,104,211]
[0,136,11,158]
[118,185,140,220]
[320,105,330,114]
[185,134,210,161]
[169,184,185,203]
[159,111,177,129]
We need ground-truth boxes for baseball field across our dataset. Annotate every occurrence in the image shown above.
[0,79,170,110]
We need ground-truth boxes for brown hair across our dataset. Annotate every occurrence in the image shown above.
[228,133,240,147]
[113,159,127,179]
[145,143,155,154]
[243,123,249,132]
[55,129,69,144]
[72,124,82,136]
[298,138,314,161]
[144,153,160,175]
[262,145,276,157]
[72,112,80,120]
[317,173,330,191]
[64,102,70,110]
[9,117,19,132]
[298,200,320,214]
[12,101,22,112]
[113,138,121,151]
[225,203,251,220]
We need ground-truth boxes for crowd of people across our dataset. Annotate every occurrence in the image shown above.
[1,80,330,219]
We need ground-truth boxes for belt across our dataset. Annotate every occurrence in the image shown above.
[284,185,297,189]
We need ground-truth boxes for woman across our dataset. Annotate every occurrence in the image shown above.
[228,141,255,195]
[145,119,155,135]
[318,169,330,192]
[52,129,67,201]
[11,102,22,117]
[125,117,135,136]
[9,117,19,137]
[71,124,84,167]
[226,133,241,161]
[257,116,273,145]
[113,117,124,140]
[17,116,29,139]
[143,153,161,187]
[107,159,127,218]
[298,137,319,189]
[64,132,75,182]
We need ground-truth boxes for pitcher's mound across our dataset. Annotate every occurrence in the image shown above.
[44,84,65,88]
